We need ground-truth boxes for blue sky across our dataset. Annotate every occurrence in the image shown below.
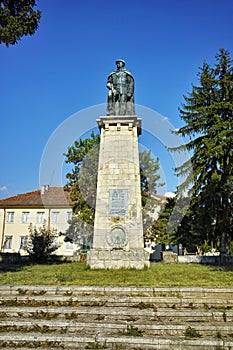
[1,0,233,198]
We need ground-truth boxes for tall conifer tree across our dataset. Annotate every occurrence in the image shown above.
[174,49,233,254]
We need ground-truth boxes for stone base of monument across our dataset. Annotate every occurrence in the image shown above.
[87,249,150,269]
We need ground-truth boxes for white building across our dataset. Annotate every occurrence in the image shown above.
[0,185,78,257]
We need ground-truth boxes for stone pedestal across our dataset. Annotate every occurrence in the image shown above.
[87,115,149,269]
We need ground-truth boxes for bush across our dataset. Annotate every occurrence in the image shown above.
[27,222,59,263]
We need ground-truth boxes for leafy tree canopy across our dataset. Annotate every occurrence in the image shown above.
[0,0,41,46]
[64,132,100,245]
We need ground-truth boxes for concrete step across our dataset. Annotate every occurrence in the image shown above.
[0,285,233,349]
[1,294,233,310]
[1,305,233,323]
[0,332,233,349]
[0,318,233,338]
[1,285,233,298]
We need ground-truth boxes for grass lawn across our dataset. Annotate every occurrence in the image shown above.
[0,262,233,287]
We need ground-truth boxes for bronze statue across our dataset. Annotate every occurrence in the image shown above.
[106,59,135,115]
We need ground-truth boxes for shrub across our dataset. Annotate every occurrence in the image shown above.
[27,222,59,263]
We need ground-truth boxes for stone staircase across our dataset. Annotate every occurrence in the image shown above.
[0,285,233,349]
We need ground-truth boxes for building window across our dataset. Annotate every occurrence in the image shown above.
[4,236,12,249]
[22,212,30,224]
[6,212,14,223]
[67,211,73,222]
[37,212,45,224]
[19,236,28,250]
[51,211,59,224]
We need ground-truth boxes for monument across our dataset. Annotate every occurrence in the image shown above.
[87,60,149,269]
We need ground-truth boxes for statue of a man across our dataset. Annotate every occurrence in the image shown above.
[106,59,135,116]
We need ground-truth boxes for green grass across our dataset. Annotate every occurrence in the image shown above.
[0,262,233,287]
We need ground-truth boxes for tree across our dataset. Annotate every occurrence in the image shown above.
[64,132,100,246]
[139,150,163,239]
[27,222,58,263]
[140,150,161,206]
[0,0,41,47]
[64,132,162,245]
[152,196,176,246]
[173,49,233,254]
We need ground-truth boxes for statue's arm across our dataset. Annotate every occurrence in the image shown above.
[107,73,116,95]
[107,81,113,90]
[127,75,134,97]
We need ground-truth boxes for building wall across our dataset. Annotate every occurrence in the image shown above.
[0,207,77,257]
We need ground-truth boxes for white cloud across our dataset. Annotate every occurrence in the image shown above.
[164,191,176,198]
[0,185,8,192]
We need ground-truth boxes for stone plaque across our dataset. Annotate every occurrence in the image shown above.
[109,189,128,217]
[107,226,127,248]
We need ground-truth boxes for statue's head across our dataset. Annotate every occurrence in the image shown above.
[116,59,125,68]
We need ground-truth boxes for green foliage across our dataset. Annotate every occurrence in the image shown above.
[123,325,143,337]
[172,49,233,253]
[151,196,176,245]
[139,150,163,239]
[64,131,100,245]
[85,341,107,349]
[0,0,41,46]
[27,222,58,263]
[184,326,202,338]
[216,330,223,339]
[139,150,161,206]
[228,240,233,256]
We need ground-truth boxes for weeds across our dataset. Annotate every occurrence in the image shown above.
[184,326,202,338]
[216,331,223,339]
[188,302,196,309]
[32,310,59,320]
[126,316,137,322]
[223,311,227,322]
[65,311,77,320]
[0,340,63,348]
[85,341,107,349]
[135,301,154,309]
[123,325,143,337]
[96,314,105,321]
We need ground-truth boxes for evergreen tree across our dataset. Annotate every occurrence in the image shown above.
[0,0,41,46]
[151,196,176,246]
[173,49,233,254]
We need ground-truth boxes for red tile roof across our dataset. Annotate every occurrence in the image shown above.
[0,187,73,209]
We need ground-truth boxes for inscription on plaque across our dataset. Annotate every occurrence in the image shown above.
[109,189,128,217]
